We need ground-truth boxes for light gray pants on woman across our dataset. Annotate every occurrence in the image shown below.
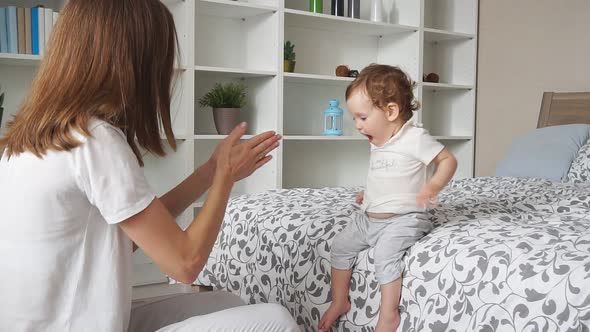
[128,291,300,332]
[331,211,432,285]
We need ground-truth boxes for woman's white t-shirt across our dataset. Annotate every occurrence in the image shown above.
[0,119,155,331]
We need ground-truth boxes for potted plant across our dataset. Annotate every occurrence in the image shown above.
[284,41,296,73]
[198,82,247,135]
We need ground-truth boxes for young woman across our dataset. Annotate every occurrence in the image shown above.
[0,1,298,331]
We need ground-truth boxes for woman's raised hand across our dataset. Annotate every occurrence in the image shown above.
[211,123,281,181]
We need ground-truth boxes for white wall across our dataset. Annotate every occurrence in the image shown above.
[476,0,590,176]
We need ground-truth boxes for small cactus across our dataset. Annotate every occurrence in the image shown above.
[284,41,296,61]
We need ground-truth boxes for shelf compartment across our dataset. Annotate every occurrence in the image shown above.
[195,74,278,136]
[0,64,38,135]
[421,88,475,137]
[283,140,368,189]
[284,0,421,27]
[424,0,477,34]
[196,0,277,19]
[284,9,417,36]
[283,82,352,136]
[423,37,476,86]
[285,22,419,79]
[195,1,278,72]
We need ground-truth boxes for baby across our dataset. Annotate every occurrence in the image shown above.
[319,64,457,332]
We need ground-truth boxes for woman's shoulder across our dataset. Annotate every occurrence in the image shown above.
[87,118,125,139]
[72,118,130,154]
[72,118,138,165]
[70,118,127,147]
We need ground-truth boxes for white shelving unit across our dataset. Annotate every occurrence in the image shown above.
[0,0,478,285]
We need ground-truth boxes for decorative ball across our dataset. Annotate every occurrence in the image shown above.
[335,65,350,77]
[348,70,359,78]
[425,73,440,83]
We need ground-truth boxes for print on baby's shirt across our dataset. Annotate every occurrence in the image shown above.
[371,159,396,171]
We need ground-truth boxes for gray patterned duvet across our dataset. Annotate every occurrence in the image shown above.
[196,177,590,331]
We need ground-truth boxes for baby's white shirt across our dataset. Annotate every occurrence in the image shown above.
[361,122,444,214]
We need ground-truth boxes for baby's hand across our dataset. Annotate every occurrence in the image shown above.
[416,185,439,209]
[355,191,364,205]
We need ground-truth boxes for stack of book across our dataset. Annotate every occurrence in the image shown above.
[0,6,59,56]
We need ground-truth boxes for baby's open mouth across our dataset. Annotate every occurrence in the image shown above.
[364,134,373,142]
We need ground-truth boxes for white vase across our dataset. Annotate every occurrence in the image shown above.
[370,0,384,22]
[382,0,397,23]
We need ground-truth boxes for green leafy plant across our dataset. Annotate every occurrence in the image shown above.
[198,82,247,109]
[284,41,296,61]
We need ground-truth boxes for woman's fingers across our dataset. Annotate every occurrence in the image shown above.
[244,130,276,149]
[254,155,273,169]
[226,122,247,147]
[256,140,280,161]
[252,134,281,159]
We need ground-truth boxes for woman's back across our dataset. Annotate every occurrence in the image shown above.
[0,120,152,331]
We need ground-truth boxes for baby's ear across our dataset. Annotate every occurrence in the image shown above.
[385,102,400,122]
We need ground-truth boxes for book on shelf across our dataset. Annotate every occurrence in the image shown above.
[17,8,25,54]
[31,7,39,55]
[0,7,18,53]
[44,8,53,46]
[24,7,31,54]
[0,6,59,57]
[0,8,7,53]
[7,7,18,54]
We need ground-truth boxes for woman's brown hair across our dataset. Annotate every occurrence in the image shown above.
[346,64,419,122]
[0,0,179,166]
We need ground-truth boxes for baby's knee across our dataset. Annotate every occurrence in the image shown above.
[373,251,405,285]
[330,234,356,269]
[330,232,348,256]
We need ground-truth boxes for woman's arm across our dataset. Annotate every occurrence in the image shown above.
[121,124,279,283]
[122,173,232,283]
[158,160,215,218]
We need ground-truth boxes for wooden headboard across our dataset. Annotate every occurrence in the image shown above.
[537,92,590,128]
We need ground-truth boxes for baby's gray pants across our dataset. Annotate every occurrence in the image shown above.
[331,211,432,285]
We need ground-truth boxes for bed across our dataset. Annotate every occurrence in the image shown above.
[194,92,590,331]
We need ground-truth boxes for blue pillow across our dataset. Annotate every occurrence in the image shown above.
[495,124,590,181]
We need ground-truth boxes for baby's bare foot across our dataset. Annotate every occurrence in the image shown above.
[318,300,351,332]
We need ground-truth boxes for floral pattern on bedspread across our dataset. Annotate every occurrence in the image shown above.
[568,139,590,184]
[195,177,590,332]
